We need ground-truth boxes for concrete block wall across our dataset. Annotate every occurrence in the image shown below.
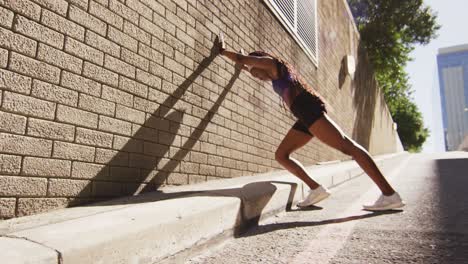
[0,0,401,218]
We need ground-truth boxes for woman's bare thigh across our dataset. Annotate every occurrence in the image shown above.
[308,113,350,151]
[276,126,314,155]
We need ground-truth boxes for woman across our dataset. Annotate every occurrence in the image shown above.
[219,44,405,211]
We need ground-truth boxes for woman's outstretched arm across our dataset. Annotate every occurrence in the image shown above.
[217,33,276,71]
[220,50,276,71]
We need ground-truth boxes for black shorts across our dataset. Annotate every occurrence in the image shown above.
[290,91,327,136]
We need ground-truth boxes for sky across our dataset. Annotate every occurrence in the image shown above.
[406,0,468,152]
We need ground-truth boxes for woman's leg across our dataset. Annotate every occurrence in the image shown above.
[309,113,395,195]
[275,126,320,189]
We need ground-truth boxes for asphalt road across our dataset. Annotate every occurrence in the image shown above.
[186,152,468,264]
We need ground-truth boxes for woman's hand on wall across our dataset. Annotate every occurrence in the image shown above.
[212,32,226,56]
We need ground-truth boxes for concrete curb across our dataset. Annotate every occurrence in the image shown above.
[0,152,409,264]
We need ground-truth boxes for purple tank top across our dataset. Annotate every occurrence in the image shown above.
[271,61,294,105]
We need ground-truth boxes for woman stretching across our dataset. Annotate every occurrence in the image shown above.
[219,44,405,211]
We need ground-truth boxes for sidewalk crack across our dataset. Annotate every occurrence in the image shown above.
[1,234,63,264]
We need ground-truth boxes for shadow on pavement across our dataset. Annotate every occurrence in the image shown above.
[239,210,402,238]
[435,158,468,262]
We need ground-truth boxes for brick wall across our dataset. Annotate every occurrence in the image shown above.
[0,0,401,218]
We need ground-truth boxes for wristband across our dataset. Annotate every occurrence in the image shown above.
[219,32,226,52]
[240,48,252,70]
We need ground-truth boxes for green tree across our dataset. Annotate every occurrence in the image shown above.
[347,0,439,151]
[390,95,430,152]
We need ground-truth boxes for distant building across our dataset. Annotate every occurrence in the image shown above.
[437,44,468,151]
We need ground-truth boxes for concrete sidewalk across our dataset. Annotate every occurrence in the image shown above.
[0,152,408,264]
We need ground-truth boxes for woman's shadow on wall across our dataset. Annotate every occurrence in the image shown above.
[74,40,242,203]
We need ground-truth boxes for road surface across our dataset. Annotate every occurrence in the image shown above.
[186,152,468,264]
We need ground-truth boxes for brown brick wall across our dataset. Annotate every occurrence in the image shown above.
[0,0,401,218]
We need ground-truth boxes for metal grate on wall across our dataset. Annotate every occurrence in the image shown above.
[265,0,318,65]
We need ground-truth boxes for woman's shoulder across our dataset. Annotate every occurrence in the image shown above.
[271,58,286,77]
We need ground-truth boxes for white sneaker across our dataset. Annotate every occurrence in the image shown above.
[297,186,331,207]
[363,192,405,211]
